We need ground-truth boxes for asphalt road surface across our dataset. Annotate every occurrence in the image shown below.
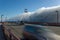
[4,23,60,40]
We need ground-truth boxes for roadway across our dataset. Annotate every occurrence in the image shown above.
[3,22,60,40]
[4,23,60,37]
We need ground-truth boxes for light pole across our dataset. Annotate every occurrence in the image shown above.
[1,15,3,23]
[56,11,58,24]
[24,9,28,13]
[5,16,7,22]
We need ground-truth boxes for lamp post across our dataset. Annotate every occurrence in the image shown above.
[56,11,59,24]
[24,9,28,13]
[5,16,7,22]
[1,15,3,23]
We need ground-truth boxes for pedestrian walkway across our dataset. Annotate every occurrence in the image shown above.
[0,25,5,40]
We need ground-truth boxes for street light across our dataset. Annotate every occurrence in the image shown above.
[24,9,28,13]
[5,16,7,22]
[56,11,59,24]
[1,15,3,23]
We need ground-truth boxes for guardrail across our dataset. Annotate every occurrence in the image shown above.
[3,25,21,40]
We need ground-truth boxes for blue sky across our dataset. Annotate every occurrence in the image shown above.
[0,0,60,18]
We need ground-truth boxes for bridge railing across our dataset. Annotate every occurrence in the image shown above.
[3,24,21,40]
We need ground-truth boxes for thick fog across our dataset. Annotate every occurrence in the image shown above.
[7,5,60,23]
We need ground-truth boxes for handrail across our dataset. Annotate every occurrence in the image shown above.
[3,25,21,40]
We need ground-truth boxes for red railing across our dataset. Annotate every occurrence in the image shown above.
[3,25,21,40]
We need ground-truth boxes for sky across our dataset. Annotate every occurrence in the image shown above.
[0,0,60,18]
